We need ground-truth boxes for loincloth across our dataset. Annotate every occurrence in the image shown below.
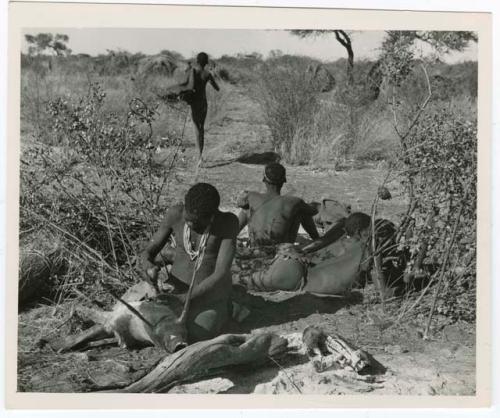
[233,241,310,292]
[233,239,277,270]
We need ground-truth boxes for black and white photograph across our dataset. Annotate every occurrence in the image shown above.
[5,2,492,408]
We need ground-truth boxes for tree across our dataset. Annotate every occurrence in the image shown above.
[159,50,184,61]
[290,30,477,87]
[385,31,477,54]
[25,33,72,56]
[291,30,354,85]
[379,31,477,87]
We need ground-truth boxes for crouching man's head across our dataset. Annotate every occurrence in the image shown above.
[184,183,220,233]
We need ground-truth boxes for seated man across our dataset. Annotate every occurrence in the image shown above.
[236,212,374,295]
[139,183,239,343]
[233,162,320,289]
[237,162,320,246]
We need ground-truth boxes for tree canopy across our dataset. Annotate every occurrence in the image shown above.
[25,33,72,56]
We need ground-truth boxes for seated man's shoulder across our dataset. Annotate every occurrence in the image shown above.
[284,196,318,214]
[236,189,261,208]
[248,191,266,201]
[283,195,303,206]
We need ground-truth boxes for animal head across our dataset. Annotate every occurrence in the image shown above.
[155,319,188,353]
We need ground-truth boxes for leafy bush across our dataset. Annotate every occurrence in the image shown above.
[396,109,477,322]
[21,82,185,293]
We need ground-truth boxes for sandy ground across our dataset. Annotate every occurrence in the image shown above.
[17,83,476,395]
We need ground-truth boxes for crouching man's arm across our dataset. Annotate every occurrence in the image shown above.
[139,207,179,290]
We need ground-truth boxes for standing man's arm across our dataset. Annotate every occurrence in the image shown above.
[185,67,195,91]
[188,215,239,301]
[209,73,220,91]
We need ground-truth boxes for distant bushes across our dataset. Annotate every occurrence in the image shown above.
[20,51,478,169]
[255,55,477,166]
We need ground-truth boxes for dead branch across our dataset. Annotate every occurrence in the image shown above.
[111,333,288,393]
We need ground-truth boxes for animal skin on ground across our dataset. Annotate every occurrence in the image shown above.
[51,283,187,354]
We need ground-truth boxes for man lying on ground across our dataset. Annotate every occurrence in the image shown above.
[139,183,238,342]
[234,212,376,295]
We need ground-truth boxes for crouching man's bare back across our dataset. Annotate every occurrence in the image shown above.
[140,183,238,343]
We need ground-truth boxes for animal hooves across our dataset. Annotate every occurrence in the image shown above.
[173,342,187,352]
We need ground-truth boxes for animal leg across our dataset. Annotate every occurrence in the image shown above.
[51,324,111,353]
[111,315,136,349]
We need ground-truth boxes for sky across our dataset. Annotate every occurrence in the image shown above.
[22,28,478,63]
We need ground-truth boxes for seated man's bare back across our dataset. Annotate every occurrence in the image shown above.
[237,163,319,247]
[239,191,317,246]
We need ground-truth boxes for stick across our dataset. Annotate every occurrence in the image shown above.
[100,283,154,330]
[176,255,201,326]
[267,355,302,394]
[370,196,386,307]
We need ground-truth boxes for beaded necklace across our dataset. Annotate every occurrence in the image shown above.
[183,218,212,268]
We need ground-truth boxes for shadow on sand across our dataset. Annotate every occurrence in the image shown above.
[204,151,281,169]
[229,288,363,333]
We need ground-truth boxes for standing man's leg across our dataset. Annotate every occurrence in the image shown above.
[191,102,207,166]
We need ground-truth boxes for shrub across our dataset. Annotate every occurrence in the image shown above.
[396,108,477,322]
[21,82,186,294]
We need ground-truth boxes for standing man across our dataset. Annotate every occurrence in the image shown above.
[140,183,238,342]
[184,52,220,168]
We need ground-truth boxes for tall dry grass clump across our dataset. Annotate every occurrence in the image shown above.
[256,60,322,161]
[288,98,397,166]
[256,57,397,166]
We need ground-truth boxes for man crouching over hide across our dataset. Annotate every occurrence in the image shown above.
[140,183,238,343]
